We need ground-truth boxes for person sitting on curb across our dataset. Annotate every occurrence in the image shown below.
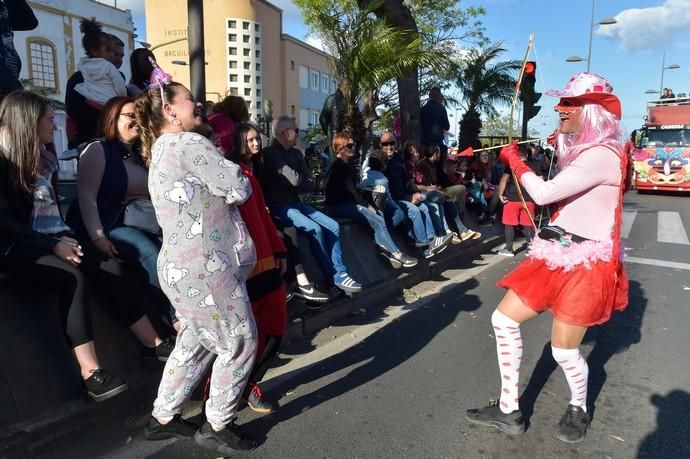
[380,132,450,259]
[261,116,362,294]
[325,132,418,269]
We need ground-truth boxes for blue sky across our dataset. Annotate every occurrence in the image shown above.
[122,0,690,137]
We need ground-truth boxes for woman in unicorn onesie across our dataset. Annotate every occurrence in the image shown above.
[466,73,629,444]
[135,63,258,455]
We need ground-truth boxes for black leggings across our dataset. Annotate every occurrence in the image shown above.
[0,242,146,348]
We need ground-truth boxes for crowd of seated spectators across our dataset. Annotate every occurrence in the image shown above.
[0,13,560,419]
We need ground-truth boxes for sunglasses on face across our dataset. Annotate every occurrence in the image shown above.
[120,112,136,120]
[555,99,583,113]
[381,141,395,147]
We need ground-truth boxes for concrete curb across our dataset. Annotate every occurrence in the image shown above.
[2,233,505,458]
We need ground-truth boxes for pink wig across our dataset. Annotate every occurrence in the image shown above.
[555,103,622,169]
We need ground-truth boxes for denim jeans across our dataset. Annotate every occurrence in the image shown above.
[109,226,162,288]
[109,225,176,321]
[395,200,436,243]
[328,203,400,255]
[270,202,346,282]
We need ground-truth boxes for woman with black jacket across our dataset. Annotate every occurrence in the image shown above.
[0,90,171,401]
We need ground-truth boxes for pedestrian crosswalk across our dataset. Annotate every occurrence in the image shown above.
[622,209,690,245]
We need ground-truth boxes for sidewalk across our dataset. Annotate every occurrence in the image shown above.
[1,220,506,459]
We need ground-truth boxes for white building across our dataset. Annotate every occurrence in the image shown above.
[12,0,136,176]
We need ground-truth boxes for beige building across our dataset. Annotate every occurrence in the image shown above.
[144,0,337,130]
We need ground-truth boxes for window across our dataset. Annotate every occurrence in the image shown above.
[291,105,296,115]
[228,20,236,28]
[310,111,319,127]
[243,62,250,70]
[244,75,250,83]
[256,89,261,97]
[229,60,237,69]
[290,60,295,71]
[229,74,237,82]
[321,75,329,93]
[228,34,236,42]
[243,48,250,57]
[229,87,238,95]
[246,100,251,108]
[256,63,261,71]
[256,100,261,110]
[244,88,251,96]
[255,37,260,45]
[242,21,250,30]
[255,50,260,58]
[310,71,319,90]
[298,66,308,88]
[28,40,58,90]
[331,79,337,92]
[299,108,309,129]
[255,23,261,33]
[243,35,250,43]
[256,76,261,84]
[228,47,236,55]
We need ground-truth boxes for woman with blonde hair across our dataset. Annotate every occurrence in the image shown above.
[135,73,258,455]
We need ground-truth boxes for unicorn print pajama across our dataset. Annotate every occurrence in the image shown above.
[148,132,257,430]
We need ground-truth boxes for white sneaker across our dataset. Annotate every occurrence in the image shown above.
[497,248,515,257]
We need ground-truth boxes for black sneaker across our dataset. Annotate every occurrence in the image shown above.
[142,337,175,362]
[465,400,526,435]
[556,404,591,443]
[294,282,330,303]
[194,421,258,454]
[244,384,277,414]
[144,414,198,440]
[84,369,128,402]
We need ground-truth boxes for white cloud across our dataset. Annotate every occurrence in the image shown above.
[597,0,690,52]
[306,35,326,52]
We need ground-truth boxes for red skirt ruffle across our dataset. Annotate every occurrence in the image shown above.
[497,256,629,327]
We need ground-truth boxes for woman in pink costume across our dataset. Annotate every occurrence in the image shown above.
[466,73,629,444]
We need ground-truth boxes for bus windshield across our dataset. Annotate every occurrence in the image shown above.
[641,128,690,147]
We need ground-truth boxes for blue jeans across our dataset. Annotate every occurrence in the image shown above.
[109,226,162,289]
[328,203,400,255]
[395,200,435,243]
[109,225,176,320]
[425,191,469,234]
[270,202,346,282]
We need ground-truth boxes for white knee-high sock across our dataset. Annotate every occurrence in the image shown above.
[491,309,523,413]
[552,346,588,412]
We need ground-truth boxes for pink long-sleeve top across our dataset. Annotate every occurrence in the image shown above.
[520,145,622,242]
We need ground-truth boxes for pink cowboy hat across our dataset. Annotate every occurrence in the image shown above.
[546,72,621,120]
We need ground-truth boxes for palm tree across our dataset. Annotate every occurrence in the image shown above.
[296,0,440,152]
[456,42,520,149]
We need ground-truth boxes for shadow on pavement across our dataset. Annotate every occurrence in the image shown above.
[637,390,690,458]
[148,277,481,455]
[519,279,647,422]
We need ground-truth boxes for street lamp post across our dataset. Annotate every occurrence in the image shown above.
[565,0,616,71]
[659,52,680,95]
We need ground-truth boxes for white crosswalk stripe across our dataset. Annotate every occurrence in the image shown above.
[622,209,690,245]
[621,209,637,239]
[657,211,690,245]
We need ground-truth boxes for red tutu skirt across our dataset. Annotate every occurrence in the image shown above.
[497,256,629,327]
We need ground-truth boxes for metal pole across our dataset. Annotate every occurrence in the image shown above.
[659,51,666,95]
[187,0,206,103]
[586,0,594,72]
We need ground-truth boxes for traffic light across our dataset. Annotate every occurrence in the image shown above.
[520,60,541,138]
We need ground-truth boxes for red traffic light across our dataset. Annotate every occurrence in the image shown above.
[524,61,536,75]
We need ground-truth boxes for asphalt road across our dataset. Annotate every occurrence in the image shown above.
[39,191,690,459]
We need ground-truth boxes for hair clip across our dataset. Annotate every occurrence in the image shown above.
[148,57,172,103]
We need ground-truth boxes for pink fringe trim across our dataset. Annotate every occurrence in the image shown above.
[527,236,614,272]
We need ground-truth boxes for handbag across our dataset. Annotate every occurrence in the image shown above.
[123,199,161,234]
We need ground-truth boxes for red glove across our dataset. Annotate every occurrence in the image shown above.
[499,142,532,181]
